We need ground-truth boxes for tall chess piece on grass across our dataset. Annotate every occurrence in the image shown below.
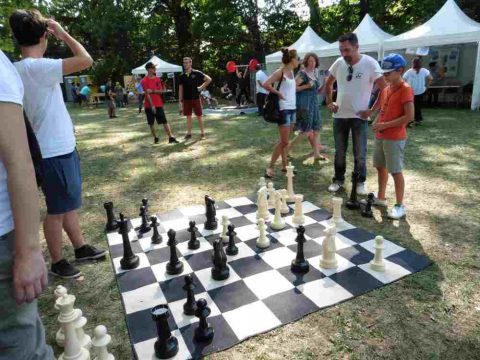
[103,202,118,232]
[320,225,338,269]
[291,225,309,273]
[194,298,214,342]
[151,305,179,359]
[204,195,218,230]
[361,193,374,218]
[150,216,162,244]
[369,235,386,272]
[118,213,139,270]
[187,221,200,250]
[225,224,238,255]
[211,239,230,280]
[183,274,197,315]
[139,206,151,233]
[166,229,184,275]
[346,172,361,210]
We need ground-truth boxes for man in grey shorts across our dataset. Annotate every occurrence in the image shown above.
[0,49,53,359]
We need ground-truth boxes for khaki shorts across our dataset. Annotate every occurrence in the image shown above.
[373,138,406,174]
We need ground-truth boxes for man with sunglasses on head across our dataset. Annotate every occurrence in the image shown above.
[325,33,386,195]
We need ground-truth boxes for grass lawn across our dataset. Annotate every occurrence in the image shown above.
[38,103,480,359]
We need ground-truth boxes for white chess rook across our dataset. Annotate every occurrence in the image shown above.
[286,162,295,202]
[57,293,90,360]
[55,285,68,347]
[270,191,286,230]
[267,182,276,207]
[332,197,344,225]
[292,194,305,225]
[221,215,229,244]
[280,189,289,214]
[74,309,92,351]
[256,218,270,249]
[320,225,338,269]
[369,235,386,272]
[92,325,114,360]
[256,187,270,221]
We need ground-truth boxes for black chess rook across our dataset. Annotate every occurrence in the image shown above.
[346,171,361,210]
[118,213,140,270]
[104,201,118,232]
[204,195,218,230]
[291,225,310,273]
[194,298,214,343]
[166,229,184,275]
[151,305,179,359]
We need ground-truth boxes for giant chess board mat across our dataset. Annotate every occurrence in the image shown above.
[105,195,431,359]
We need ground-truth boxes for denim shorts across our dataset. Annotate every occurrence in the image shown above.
[279,109,296,127]
[41,150,82,215]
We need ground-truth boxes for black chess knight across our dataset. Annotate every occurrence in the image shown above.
[204,195,218,230]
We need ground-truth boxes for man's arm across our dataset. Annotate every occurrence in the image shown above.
[324,75,338,112]
[200,74,212,91]
[46,20,93,75]
[178,84,183,114]
[0,103,47,305]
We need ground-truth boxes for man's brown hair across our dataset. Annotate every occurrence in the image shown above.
[9,9,48,47]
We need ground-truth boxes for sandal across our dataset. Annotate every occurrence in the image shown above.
[264,169,274,179]
[281,168,297,175]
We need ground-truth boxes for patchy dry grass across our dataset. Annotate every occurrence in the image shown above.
[37,103,480,359]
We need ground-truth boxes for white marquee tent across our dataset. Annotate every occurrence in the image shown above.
[318,14,393,59]
[131,55,182,75]
[265,26,329,64]
[383,0,480,110]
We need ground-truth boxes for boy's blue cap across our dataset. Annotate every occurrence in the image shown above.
[378,53,407,73]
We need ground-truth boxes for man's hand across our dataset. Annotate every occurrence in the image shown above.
[13,249,48,305]
[46,19,68,41]
[151,106,156,114]
[357,109,372,120]
[327,102,339,113]
[372,122,387,133]
[146,89,153,94]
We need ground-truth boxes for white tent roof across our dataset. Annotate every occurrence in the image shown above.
[265,26,330,63]
[384,0,480,50]
[319,14,393,57]
[131,55,182,75]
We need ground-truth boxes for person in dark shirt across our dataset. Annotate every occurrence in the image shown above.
[105,80,117,118]
[178,57,212,140]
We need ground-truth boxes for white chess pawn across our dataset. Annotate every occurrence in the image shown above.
[270,191,286,230]
[256,218,270,249]
[279,189,289,214]
[285,162,295,202]
[267,182,276,207]
[74,309,92,350]
[57,293,90,360]
[292,194,305,225]
[221,215,229,244]
[320,225,338,269]
[256,187,270,221]
[55,285,68,347]
[258,177,267,190]
[369,235,386,272]
[92,325,114,360]
[331,197,344,226]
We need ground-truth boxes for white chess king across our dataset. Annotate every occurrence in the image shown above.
[285,162,295,202]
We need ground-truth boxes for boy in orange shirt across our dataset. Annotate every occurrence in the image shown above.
[362,54,414,219]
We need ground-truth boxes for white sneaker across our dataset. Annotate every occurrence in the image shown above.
[360,193,388,207]
[328,182,343,192]
[388,204,406,219]
[356,182,368,196]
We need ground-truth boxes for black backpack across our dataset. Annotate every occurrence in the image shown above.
[263,74,283,124]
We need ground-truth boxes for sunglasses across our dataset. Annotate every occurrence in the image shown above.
[346,65,353,82]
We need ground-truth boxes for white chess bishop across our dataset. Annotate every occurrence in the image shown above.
[270,191,286,230]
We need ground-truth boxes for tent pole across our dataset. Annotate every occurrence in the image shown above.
[471,41,480,110]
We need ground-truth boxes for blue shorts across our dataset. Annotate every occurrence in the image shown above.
[41,150,82,215]
[279,109,296,127]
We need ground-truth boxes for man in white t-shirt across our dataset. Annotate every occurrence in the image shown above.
[325,32,386,194]
[10,9,106,279]
[403,57,433,126]
[255,64,269,116]
[0,50,53,359]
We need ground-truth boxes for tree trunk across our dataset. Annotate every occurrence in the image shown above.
[359,0,369,19]
[305,0,321,32]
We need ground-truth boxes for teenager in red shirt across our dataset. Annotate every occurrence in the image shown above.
[141,62,178,144]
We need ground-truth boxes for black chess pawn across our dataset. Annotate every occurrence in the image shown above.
[194,298,214,343]
[150,216,162,244]
[166,229,184,275]
[211,239,229,280]
[187,221,200,250]
[182,274,197,316]
[139,205,151,233]
[118,213,140,270]
[204,195,218,230]
[291,225,309,273]
[361,193,374,218]
[346,172,361,210]
[151,305,179,359]
[225,224,238,256]
[104,201,118,232]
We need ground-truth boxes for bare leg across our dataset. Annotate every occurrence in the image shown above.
[162,123,173,138]
[376,166,388,200]
[311,131,320,158]
[267,125,291,176]
[392,172,405,205]
[43,214,65,264]
[197,116,205,136]
[286,133,306,156]
[149,124,157,139]
[186,115,192,135]
[62,210,86,249]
